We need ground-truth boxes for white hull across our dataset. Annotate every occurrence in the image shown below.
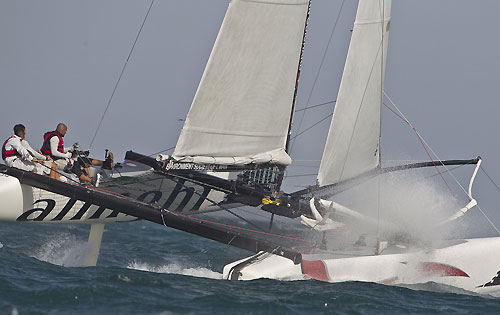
[0,173,135,223]
[223,237,500,295]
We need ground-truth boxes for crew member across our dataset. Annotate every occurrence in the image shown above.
[41,123,107,185]
[2,124,55,176]
[40,123,74,163]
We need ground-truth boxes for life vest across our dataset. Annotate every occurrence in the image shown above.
[2,136,20,160]
[41,131,64,158]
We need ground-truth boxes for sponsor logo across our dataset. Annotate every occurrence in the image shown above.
[135,178,212,212]
[16,178,217,222]
[17,198,121,222]
[163,160,227,171]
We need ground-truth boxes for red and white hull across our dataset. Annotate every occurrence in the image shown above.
[224,237,500,295]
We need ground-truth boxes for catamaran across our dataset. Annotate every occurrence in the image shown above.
[1,0,500,295]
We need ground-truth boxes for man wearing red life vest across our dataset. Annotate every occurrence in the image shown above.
[40,123,75,162]
[41,123,105,185]
[2,124,53,175]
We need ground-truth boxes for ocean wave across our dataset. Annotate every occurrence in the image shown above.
[29,234,88,267]
[127,261,222,279]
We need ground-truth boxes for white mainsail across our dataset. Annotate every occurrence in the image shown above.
[317,0,391,186]
[173,0,310,166]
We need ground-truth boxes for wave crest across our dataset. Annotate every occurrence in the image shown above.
[127,261,222,279]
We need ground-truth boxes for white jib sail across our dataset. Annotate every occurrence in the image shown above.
[173,0,310,166]
[317,0,392,186]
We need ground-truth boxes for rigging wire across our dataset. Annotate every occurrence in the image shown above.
[414,164,464,183]
[289,0,346,152]
[295,100,336,112]
[383,93,456,197]
[481,165,500,194]
[383,92,500,235]
[88,0,156,150]
[478,166,500,235]
[289,113,332,141]
[475,204,500,235]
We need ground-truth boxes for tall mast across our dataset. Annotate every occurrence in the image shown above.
[285,0,312,153]
[274,0,312,192]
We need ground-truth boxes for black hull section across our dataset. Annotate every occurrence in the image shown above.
[124,151,312,218]
[0,164,302,264]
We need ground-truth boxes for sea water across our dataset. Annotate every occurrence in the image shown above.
[1,220,500,314]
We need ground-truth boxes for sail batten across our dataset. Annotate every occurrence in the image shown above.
[173,0,310,167]
[317,0,391,187]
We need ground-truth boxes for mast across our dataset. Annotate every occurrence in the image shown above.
[285,0,311,153]
[276,0,312,191]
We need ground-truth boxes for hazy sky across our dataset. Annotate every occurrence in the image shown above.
[1,1,500,226]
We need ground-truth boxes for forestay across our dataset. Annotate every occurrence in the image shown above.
[317,0,391,186]
[173,0,310,166]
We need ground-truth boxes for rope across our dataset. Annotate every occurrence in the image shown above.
[289,0,346,152]
[89,0,156,150]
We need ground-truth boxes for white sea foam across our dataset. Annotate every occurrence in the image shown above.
[31,234,88,267]
[127,261,223,279]
[328,170,467,245]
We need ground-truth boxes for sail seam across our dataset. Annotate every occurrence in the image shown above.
[182,127,287,137]
[355,17,391,25]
